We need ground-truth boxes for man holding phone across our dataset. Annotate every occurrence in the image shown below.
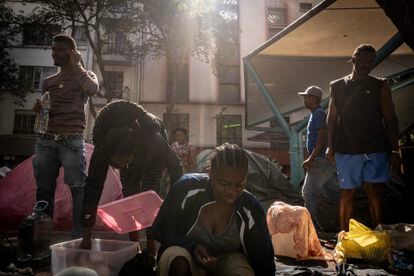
[32,34,98,237]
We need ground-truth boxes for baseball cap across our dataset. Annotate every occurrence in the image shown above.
[298,86,323,98]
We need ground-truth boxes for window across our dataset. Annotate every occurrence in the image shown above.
[216,0,240,103]
[268,7,286,26]
[267,7,286,38]
[13,110,36,135]
[19,66,57,91]
[106,71,124,98]
[102,31,127,55]
[109,1,132,13]
[167,62,189,103]
[299,2,313,12]
[220,42,239,61]
[167,46,189,103]
[74,25,88,46]
[218,64,240,103]
[23,24,61,46]
[216,0,239,61]
[163,113,190,142]
[217,115,242,146]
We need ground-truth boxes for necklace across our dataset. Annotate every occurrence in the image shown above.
[58,77,66,89]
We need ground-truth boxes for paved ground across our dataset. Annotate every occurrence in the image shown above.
[0,230,144,275]
[1,230,408,275]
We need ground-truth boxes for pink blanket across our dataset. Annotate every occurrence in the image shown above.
[0,143,122,231]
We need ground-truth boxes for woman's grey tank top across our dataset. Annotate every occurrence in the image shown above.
[188,212,242,256]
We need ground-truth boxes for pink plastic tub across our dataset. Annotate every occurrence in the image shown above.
[97,190,163,234]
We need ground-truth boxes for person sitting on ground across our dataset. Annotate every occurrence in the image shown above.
[80,101,183,257]
[153,143,275,276]
[171,127,195,173]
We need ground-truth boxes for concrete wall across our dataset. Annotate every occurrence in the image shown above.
[189,58,218,103]
[138,0,271,149]
[141,57,168,102]
[140,103,269,148]
[240,0,267,102]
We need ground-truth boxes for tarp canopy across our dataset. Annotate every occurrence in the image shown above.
[245,0,414,134]
[252,0,411,58]
[0,143,122,231]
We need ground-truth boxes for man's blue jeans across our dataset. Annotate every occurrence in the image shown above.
[302,158,340,232]
[32,137,86,235]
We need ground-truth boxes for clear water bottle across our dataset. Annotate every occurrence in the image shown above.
[34,91,51,134]
[17,201,53,261]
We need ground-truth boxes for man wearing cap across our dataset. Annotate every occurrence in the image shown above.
[326,44,400,231]
[31,34,98,237]
[299,86,339,232]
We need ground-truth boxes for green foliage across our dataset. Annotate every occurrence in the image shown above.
[0,0,33,105]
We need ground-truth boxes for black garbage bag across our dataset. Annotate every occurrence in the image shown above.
[16,201,53,262]
[119,248,156,276]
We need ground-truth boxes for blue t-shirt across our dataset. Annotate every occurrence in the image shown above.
[306,106,327,156]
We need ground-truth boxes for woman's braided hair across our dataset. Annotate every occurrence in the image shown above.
[210,143,248,174]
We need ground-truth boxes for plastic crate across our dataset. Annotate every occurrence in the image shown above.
[97,190,163,234]
[50,238,139,276]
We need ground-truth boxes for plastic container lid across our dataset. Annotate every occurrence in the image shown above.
[97,190,163,234]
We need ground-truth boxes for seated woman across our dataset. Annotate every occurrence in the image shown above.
[153,143,275,276]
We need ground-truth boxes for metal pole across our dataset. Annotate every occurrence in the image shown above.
[243,59,291,139]
[375,32,404,66]
[289,127,304,187]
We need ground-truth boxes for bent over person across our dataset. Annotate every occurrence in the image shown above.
[153,143,275,276]
[80,101,183,256]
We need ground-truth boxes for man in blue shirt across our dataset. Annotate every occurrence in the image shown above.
[299,86,339,231]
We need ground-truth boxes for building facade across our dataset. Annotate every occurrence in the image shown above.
[0,0,320,168]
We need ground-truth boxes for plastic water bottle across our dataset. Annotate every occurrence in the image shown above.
[17,201,53,262]
[34,91,51,134]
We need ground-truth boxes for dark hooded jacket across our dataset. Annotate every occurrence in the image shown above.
[153,173,276,275]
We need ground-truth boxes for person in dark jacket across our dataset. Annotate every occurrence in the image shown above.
[153,143,275,276]
[79,101,183,256]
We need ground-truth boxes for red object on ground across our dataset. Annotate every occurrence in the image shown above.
[0,143,122,231]
[97,190,163,234]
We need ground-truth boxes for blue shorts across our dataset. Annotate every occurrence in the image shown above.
[335,152,390,189]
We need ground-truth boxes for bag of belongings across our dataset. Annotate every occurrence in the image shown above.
[17,201,53,262]
[119,248,156,276]
[266,201,326,260]
[334,219,391,264]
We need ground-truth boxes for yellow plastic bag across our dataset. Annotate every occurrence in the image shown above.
[334,219,391,264]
